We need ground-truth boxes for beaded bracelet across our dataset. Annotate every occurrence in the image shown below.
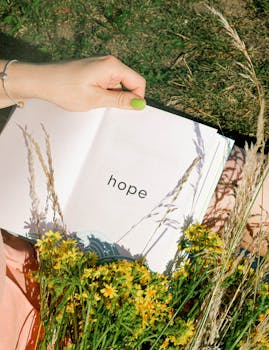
[0,59,24,108]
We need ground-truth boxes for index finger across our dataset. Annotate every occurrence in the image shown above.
[115,60,146,98]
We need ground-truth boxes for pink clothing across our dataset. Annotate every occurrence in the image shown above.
[0,233,4,302]
[0,231,40,350]
[203,146,269,245]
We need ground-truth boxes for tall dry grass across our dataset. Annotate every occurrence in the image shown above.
[186,7,269,350]
[20,125,67,237]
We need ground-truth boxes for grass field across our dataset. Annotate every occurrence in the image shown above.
[0,0,268,140]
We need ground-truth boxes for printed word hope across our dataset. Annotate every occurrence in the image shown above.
[107,174,147,199]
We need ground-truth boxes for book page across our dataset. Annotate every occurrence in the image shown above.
[0,100,233,272]
[63,106,232,271]
[191,135,234,222]
[0,99,104,234]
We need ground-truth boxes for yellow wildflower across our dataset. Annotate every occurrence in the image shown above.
[66,303,75,314]
[82,268,93,279]
[81,291,88,300]
[259,337,269,349]
[183,320,195,342]
[44,230,62,240]
[53,259,61,270]
[160,338,169,349]
[258,308,269,322]
[140,269,151,285]
[237,264,245,273]
[173,259,191,279]
[145,285,156,299]
[259,313,266,322]
[169,320,195,346]
[249,267,255,275]
[124,273,133,289]
[94,293,101,301]
[101,284,118,299]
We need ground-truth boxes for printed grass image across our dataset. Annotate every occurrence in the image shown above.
[1,1,269,349]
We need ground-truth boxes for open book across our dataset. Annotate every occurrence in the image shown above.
[0,100,233,272]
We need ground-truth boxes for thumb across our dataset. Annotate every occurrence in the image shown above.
[96,89,146,110]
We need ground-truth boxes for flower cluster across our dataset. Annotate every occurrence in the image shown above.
[35,231,195,349]
[35,225,269,349]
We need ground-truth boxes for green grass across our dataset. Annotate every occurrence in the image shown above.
[0,0,268,139]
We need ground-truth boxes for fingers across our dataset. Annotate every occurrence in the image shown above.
[93,87,146,110]
[99,56,146,98]
[51,56,146,111]
[90,56,146,110]
[119,64,146,98]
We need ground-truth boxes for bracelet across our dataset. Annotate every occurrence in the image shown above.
[0,59,24,108]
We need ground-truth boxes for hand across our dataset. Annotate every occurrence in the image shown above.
[0,56,146,111]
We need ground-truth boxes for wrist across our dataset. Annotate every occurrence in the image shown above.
[7,61,51,101]
[0,60,62,105]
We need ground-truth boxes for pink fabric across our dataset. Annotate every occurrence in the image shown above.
[203,146,269,253]
[0,231,40,350]
[0,233,5,302]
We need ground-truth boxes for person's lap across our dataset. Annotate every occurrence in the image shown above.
[0,230,40,350]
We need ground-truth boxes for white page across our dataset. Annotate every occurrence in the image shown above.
[0,100,104,234]
[191,135,234,222]
[63,107,232,271]
[0,100,233,272]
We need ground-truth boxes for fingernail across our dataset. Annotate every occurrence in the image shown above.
[130,98,146,110]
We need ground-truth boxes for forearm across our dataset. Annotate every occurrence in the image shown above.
[0,57,146,111]
[0,60,56,108]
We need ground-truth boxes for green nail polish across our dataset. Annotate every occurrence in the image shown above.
[130,98,146,110]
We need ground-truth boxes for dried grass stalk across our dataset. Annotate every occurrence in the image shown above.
[116,156,201,258]
[20,125,66,237]
[188,6,268,349]
[20,125,42,236]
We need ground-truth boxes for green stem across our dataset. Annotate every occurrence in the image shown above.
[149,271,207,350]
[79,298,92,350]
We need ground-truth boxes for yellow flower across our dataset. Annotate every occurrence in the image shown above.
[101,284,118,299]
[237,264,245,272]
[124,274,133,289]
[92,267,103,279]
[82,268,93,279]
[258,308,269,322]
[142,313,148,326]
[81,291,88,300]
[173,259,191,279]
[140,269,151,285]
[183,320,195,341]
[259,337,269,349]
[94,293,101,301]
[249,267,255,275]
[145,285,156,299]
[160,338,170,349]
[53,259,61,270]
[66,303,75,314]
[259,313,266,322]
[169,320,195,346]
[47,230,62,241]
[184,224,224,253]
